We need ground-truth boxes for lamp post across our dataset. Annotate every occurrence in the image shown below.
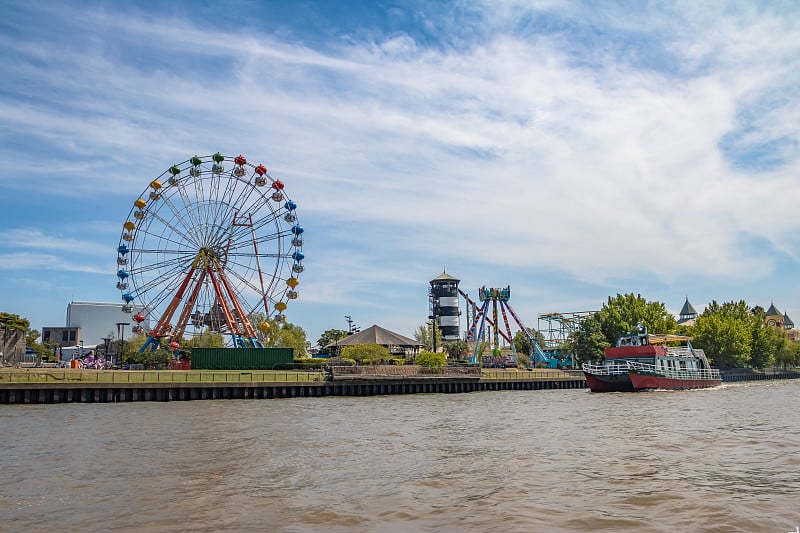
[345,315,359,335]
[102,337,112,367]
[116,322,128,365]
[0,317,8,366]
[429,318,438,353]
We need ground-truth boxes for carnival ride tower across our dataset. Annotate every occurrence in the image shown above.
[429,271,461,343]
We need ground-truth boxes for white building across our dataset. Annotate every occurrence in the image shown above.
[64,301,149,346]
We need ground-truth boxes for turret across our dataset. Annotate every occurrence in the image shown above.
[429,271,461,342]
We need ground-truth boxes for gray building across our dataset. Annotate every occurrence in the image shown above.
[42,301,151,347]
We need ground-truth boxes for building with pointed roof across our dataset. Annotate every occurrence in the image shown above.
[764,302,786,328]
[676,297,698,326]
[431,270,460,282]
[759,302,800,341]
[325,324,424,356]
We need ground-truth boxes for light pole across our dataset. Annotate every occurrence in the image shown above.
[0,317,8,366]
[116,322,128,365]
[345,315,359,335]
[102,337,112,367]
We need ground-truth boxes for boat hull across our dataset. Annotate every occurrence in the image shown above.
[584,371,635,393]
[628,371,721,391]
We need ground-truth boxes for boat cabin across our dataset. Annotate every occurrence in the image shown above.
[605,331,662,363]
[605,331,712,370]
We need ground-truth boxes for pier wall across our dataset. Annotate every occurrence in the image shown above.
[0,375,586,404]
[1,370,797,404]
[721,371,800,382]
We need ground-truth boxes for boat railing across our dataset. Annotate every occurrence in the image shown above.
[665,346,708,359]
[626,361,720,381]
[665,346,693,357]
[581,362,628,376]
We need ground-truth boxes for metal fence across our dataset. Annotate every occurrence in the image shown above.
[480,369,584,380]
[0,369,326,384]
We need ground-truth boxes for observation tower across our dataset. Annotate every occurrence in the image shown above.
[429,271,461,342]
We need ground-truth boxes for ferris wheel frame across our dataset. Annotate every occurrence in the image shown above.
[115,153,305,352]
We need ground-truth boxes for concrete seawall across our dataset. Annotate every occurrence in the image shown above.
[0,375,586,404]
[721,371,800,382]
[1,371,797,404]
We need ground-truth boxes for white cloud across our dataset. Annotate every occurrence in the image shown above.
[0,253,107,274]
[2,1,799,341]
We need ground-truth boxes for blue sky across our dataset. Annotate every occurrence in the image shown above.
[1,1,799,346]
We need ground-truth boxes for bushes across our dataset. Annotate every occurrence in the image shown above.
[340,344,391,364]
[294,358,327,369]
[416,350,446,369]
[274,358,328,370]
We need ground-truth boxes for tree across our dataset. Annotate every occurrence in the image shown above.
[749,325,780,368]
[570,314,610,364]
[443,339,469,360]
[0,312,29,331]
[341,343,389,364]
[416,350,446,369]
[414,323,442,351]
[25,328,49,358]
[121,333,147,362]
[263,320,308,358]
[123,347,172,368]
[317,329,348,351]
[512,328,545,356]
[691,301,753,368]
[184,329,225,349]
[594,293,676,345]
[775,336,800,369]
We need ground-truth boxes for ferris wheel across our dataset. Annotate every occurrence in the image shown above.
[115,153,305,352]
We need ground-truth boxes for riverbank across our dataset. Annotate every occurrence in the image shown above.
[1,367,798,404]
[0,367,583,403]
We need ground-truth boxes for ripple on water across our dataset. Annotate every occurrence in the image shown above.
[0,384,799,531]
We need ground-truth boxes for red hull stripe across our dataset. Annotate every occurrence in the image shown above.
[629,372,721,390]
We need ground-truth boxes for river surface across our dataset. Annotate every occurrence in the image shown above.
[1,380,799,532]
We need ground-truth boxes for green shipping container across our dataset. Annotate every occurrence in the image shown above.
[190,348,294,370]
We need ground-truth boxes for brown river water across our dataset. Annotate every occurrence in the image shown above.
[1,380,799,532]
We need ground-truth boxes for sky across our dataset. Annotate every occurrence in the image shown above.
[1,0,799,347]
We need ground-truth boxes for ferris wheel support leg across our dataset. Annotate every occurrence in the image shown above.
[205,265,245,340]
[139,336,161,353]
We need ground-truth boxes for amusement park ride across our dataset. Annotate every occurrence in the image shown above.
[460,286,577,368]
[115,153,304,353]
